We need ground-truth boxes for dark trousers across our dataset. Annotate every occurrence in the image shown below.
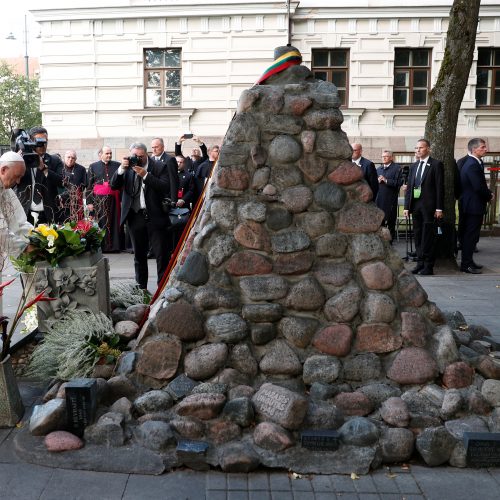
[461,213,483,269]
[127,210,171,290]
[412,200,436,268]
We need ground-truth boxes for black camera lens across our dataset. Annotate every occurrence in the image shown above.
[128,155,140,166]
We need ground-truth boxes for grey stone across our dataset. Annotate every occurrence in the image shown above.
[379,428,415,463]
[488,408,500,432]
[205,313,248,343]
[117,352,137,375]
[313,261,353,288]
[430,325,460,373]
[266,206,293,231]
[445,416,489,440]
[253,422,294,451]
[304,108,343,129]
[207,234,238,266]
[222,397,255,427]
[262,114,303,135]
[238,201,267,222]
[114,320,139,340]
[252,383,308,430]
[177,251,209,286]
[84,412,125,447]
[278,316,319,349]
[176,393,226,420]
[453,329,471,346]
[109,397,133,422]
[358,383,401,408]
[339,417,380,446]
[185,343,229,379]
[125,304,148,324]
[192,221,218,249]
[324,283,362,322]
[250,323,277,345]
[193,285,240,310]
[443,310,467,329]
[227,343,258,376]
[280,185,313,213]
[111,307,127,324]
[133,390,174,415]
[104,374,138,403]
[250,144,267,167]
[268,134,302,163]
[350,234,385,264]
[242,303,283,323]
[259,339,302,376]
[415,427,456,466]
[296,211,334,239]
[481,379,500,407]
[226,112,259,143]
[401,390,441,418]
[313,182,346,212]
[240,276,289,301]
[134,421,175,451]
[315,129,352,159]
[303,355,341,385]
[191,382,228,395]
[218,143,250,166]
[286,277,325,311]
[210,199,238,229]
[269,163,303,190]
[468,324,491,340]
[469,340,491,355]
[380,397,410,427]
[440,389,464,420]
[218,442,261,472]
[420,384,446,408]
[361,293,397,323]
[211,368,250,388]
[449,440,467,468]
[303,400,344,429]
[309,382,341,401]
[271,229,311,253]
[228,385,255,400]
[315,233,348,258]
[343,353,382,382]
[29,398,67,436]
[252,166,271,190]
[166,374,199,401]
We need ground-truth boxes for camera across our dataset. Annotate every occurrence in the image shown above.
[127,154,141,167]
[10,128,43,169]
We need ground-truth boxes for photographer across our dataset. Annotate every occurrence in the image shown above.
[110,143,178,290]
[14,126,63,225]
[174,134,208,175]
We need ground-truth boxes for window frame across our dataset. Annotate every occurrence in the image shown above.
[143,48,182,109]
[476,47,500,108]
[311,48,350,107]
[393,48,431,108]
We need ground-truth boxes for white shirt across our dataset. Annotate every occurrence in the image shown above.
[0,182,33,259]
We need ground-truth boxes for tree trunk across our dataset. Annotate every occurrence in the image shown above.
[424,0,481,264]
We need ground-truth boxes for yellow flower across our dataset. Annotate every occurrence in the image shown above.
[36,225,58,240]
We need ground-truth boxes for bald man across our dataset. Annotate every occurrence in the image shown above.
[0,151,33,260]
[351,143,379,199]
[57,150,87,223]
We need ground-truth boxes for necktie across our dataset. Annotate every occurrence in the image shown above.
[415,160,424,187]
[32,168,42,204]
[132,174,142,212]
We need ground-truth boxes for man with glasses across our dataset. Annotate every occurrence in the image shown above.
[57,150,87,223]
[110,142,178,290]
[15,126,63,225]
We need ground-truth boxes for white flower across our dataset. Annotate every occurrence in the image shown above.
[47,234,55,247]
[47,247,56,253]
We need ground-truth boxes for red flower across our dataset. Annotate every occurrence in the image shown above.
[19,289,56,317]
[74,220,92,234]
[0,278,15,297]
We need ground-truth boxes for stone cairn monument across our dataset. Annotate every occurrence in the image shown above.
[26,46,500,474]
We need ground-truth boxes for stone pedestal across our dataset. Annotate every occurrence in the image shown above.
[34,251,110,333]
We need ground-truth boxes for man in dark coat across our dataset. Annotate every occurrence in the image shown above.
[194,144,220,200]
[404,138,444,276]
[174,135,208,175]
[110,142,179,290]
[57,149,87,223]
[459,138,493,274]
[15,126,63,225]
[351,142,379,200]
[376,150,403,242]
[87,146,122,252]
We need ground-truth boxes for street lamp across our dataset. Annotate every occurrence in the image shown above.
[5,14,30,104]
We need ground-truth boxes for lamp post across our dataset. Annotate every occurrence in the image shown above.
[5,14,30,103]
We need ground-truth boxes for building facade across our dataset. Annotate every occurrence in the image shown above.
[29,0,500,166]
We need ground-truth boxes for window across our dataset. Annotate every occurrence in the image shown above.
[312,49,349,106]
[476,48,500,107]
[144,48,181,108]
[394,48,431,107]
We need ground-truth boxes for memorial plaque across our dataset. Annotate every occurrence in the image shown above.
[464,432,500,467]
[65,378,97,437]
[166,374,199,400]
[176,440,210,471]
[301,430,340,451]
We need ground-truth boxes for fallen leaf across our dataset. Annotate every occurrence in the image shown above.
[291,472,303,480]
[385,472,397,479]
[350,472,359,480]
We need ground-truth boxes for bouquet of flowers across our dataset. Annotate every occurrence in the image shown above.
[12,220,105,271]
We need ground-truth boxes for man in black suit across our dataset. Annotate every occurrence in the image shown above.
[15,126,63,225]
[110,142,179,290]
[403,138,444,276]
[175,135,208,174]
[351,143,379,200]
[57,149,87,223]
[459,138,493,274]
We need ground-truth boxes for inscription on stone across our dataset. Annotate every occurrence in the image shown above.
[253,388,291,418]
[301,430,340,451]
[464,432,500,467]
[65,378,97,437]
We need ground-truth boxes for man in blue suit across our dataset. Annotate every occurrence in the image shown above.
[351,143,379,200]
[459,138,493,274]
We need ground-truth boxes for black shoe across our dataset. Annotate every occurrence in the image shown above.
[411,264,424,274]
[471,261,483,270]
[418,268,434,276]
[461,266,481,274]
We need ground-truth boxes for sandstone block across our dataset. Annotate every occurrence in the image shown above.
[328,161,364,185]
[136,334,182,382]
[234,221,271,251]
[355,323,402,353]
[443,362,474,389]
[400,311,430,347]
[313,324,353,357]
[225,251,272,276]
[273,251,315,275]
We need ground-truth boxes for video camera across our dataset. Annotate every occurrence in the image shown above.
[10,128,46,169]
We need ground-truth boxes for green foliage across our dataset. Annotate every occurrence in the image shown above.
[26,310,116,381]
[110,279,150,308]
[0,61,41,144]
